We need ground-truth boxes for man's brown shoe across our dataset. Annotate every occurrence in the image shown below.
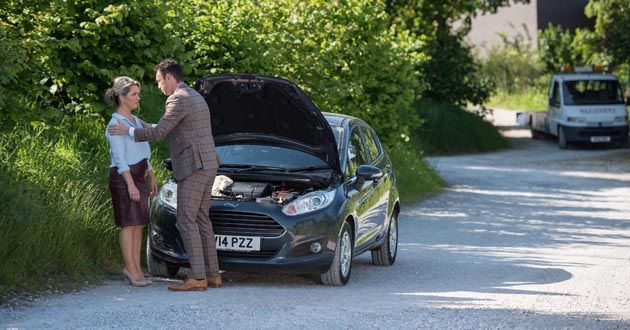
[168,278,207,292]
[207,277,222,288]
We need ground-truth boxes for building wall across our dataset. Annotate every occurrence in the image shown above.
[537,0,593,30]
[466,0,538,55]
[466,0,594,56]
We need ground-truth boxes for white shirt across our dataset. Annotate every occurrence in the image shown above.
[105,113,152,174]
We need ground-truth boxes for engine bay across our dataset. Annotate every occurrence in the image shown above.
[211,175,314,205]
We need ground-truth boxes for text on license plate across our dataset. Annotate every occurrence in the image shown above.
[215,235,261,251]
[590,136,611,143]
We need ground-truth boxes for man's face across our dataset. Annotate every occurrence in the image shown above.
[155,71,176,96]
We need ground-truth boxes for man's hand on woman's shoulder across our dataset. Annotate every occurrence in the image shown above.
[108,120,130,136]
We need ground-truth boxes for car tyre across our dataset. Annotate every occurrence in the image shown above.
[371,211,398,266]
[320,221,353,286]
[146,236,180,277]
[558,125,568,149]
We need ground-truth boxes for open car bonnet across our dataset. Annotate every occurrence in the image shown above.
[194,74,341,177]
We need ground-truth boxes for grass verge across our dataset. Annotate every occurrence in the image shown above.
[412,100,511,155]
[387,144,444,204]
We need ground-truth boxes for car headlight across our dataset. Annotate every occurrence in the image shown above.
[282,189,335,216]
[159,180,177,209]
[614,115,627,122]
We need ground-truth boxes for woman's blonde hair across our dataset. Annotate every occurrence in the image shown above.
[105,76,140,106]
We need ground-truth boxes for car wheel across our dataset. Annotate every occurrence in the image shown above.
[558,125,567,149]
[146,236,179,277]
[371,211,398,266]
[321,221,353,286]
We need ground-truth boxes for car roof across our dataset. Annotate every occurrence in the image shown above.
[323,112,370,129]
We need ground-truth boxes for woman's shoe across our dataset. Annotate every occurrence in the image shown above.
[122,268,150,287]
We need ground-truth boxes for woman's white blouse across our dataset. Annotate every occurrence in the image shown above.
[105,112,152,174]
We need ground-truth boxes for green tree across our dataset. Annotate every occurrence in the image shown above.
[174,0,421,145]
[387,0,529,105]
[585,0,630,84]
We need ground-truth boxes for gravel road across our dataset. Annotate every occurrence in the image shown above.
[2,109,630,329]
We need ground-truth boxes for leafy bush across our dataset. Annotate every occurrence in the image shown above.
[174,0,421,146]
[480,30,542,94]
[0,1,184,118]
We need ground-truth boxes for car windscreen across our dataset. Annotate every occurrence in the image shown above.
[563,80,625,105]
[217,144,329,169]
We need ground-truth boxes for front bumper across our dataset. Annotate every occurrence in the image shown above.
[148,197,340,274]
[563,125,629,143]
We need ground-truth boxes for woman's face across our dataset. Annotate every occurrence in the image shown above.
[120,85,141,110]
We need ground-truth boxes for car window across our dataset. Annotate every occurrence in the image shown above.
[360,126,382,162]
[346,128,369,178]
[217,144,327,169]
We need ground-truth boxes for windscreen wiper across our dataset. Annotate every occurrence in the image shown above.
[287,165,331,172]
[220,164,287,173]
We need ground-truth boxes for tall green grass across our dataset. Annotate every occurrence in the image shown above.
[0,118,118,299]
[0,85,170,300]
[411,100,511,155]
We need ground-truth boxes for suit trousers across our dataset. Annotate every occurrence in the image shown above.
[176,168,220,278]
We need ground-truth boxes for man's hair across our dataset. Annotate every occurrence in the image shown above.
[154,59,183,82]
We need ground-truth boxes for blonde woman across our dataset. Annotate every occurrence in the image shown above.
[105,76,157,287]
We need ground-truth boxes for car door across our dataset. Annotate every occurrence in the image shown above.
[344,125,388,252]
[357,126,390,247]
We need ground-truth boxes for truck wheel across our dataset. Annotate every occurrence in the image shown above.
[531,129,540,140]
[558,126,568,149]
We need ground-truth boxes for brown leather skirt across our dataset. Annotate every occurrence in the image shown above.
[109,159,149,227]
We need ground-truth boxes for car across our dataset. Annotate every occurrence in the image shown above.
[146,74,400,286]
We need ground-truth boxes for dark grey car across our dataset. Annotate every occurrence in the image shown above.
[147,74,400,285]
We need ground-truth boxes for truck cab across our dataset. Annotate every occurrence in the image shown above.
[519,66,629,148]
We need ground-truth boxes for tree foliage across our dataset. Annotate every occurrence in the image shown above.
[0,0,183,116]
[585,0,630,68]
[174,0,421,145]
[386,0,528,106]
[481,30,541,93]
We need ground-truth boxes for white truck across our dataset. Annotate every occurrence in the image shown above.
[517,67,629,148]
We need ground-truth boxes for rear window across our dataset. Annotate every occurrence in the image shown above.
[217,144,327,169]
[563,80,625,105]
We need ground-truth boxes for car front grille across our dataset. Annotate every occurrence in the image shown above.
[217,250,277,259]
[210,210,285,238]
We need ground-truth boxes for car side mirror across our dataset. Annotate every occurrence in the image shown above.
[356,165,383,182]
[164,158,173,171]
[548,98,557,107]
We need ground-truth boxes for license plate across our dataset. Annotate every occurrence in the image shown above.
[215,235,260,251]
[590,136,611,143]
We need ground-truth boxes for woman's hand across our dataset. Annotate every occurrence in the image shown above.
[127,183,141,202]
[147,171,158,197]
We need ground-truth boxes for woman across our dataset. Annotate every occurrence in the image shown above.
[105,76,158,287]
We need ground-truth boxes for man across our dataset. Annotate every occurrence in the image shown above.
[108,59,221,291]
